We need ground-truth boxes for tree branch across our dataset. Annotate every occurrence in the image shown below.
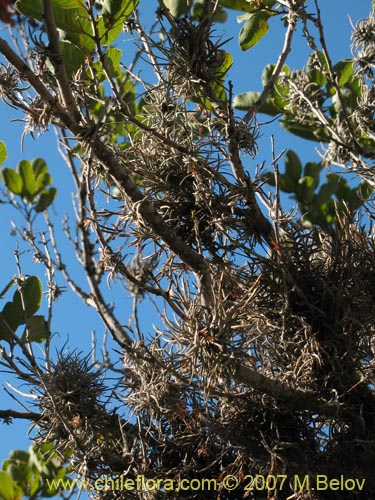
[0,408,41,422]
[234,363,342,417]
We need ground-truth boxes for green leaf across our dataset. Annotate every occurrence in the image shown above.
[0,471,21,500]
[102,0,139,17]
[285,150,302,180]
[0,301,23,342]
[316,182,338,206]
[281,118,327,142]
[358,182,373,200]
[239,11,270,51]
[99,0,139,45]
[34,188,57,213]
[32,158,52,195]
[59,41,86,78]
[234,91,281,115]
[0,141,7,165]
[16,0,95,54]
[13,276,42,319]
[279,174,296,193]
[22,315,49,343]
[18,160,36,200]
[261,64,275,87]
[2,168,23,195]
[307,51,327,86]
[297,176,315,202]
[304,162,323,188]
[262,172,276,187]
[162,0,189,18]
[333,59,354,87]
[104,47,122,78]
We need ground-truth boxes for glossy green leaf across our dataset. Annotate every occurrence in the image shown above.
[0,141,7,165]
[162,0,188,18]
[13,276,42,319]
[2,168,23,195]
[22,315,49,343]
[239,11,270,51]
[34,188,57,213]
[285,150,302,180]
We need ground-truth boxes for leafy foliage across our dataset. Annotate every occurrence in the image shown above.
[0,276,48,343]
[0,443,72,500]
[1,158,56,212]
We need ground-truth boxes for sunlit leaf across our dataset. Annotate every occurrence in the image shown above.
[0,141,7,165]
[2,168,23,195]
[333,59,354,87]
[19,159,37,200]
[239,11,270,51]
[0,471,21,500]
[297,176,315,202]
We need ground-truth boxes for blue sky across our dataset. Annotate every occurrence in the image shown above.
[0,0,372,489]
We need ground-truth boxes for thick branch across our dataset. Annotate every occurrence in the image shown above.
[234,363,342,417]
[0,408,41,421]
